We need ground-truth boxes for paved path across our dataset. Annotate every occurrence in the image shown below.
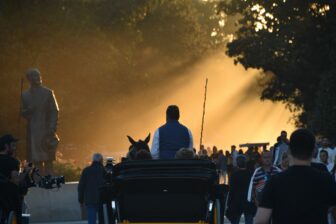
[31,218,245,224]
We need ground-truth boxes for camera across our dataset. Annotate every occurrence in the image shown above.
[27,163,65,189]
[37,175,65,189]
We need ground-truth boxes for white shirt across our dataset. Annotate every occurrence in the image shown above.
[327,163,334,172]
[151,128,193,159]
[273,142,289,166]
[231,150,238,167]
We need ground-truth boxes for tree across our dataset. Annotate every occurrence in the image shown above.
[219,0,336,139]
[0,0,225,161]
[313,69,336,143]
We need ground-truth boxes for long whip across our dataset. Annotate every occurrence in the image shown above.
[199,78,208,150]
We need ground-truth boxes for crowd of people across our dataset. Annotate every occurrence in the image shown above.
[1,104,336,224]
[78,105,336,224]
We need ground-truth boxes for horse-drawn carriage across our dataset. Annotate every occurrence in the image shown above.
[99,159,227,224]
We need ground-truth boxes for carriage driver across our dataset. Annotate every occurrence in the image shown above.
[151,105,193,159]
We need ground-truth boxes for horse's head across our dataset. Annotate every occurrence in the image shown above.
[126,134,150,160]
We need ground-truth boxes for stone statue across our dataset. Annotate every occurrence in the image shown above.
[21,68,59,174]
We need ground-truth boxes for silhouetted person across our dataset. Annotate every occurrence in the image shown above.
[319,150,334,172]
[226,151,234,178]
[272,130,289,166]
[255,129,336,224]
[0,135,21,224]
[311,145,329,173]
[104,157,115,173]
[199,149,210,160]
[21,68,59,175]
[226,156,256,224]
[210,146,218,160]
[175,148,195,159]
[247,151,281,206]
[151,105,193,159]
[78,153,106,224]
[231,145,238,167]
[217,150,227,183]
[317,138,335,164]
[278,152,289,171]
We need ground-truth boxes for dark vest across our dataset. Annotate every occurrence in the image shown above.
[159,120,190,159]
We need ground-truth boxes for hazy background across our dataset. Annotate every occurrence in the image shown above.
[0,0,294,166]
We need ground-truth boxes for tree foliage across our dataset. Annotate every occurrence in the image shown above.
[53,160,81,182]
[220,0,336,139]
[0,0,226,161]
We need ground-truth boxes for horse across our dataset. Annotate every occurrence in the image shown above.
[126,134,150,160]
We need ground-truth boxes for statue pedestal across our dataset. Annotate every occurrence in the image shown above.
[25,182,82,222]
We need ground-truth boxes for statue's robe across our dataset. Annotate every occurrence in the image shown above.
[21,86,59,162]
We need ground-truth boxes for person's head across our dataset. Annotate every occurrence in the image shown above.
[231,145,236,152]
[321,138,330,148]
[225,151,230,157]
[238,149,243,154]
[218,150,223,155]
[289,129,315,161]
[212,146,218,154]
[166,105,180,121]
[175,148,195,159]
[26,68,42,87]
[135,149,152,160]
[319,150,329,164]
[92,153,103,164]
[0,134,18,156]
[281,151,289,170]
[280,130,287,141]
[199,149,209,159]
[105,157,115,166]
[261,151,272,167]
[237,155,247,169]
[201,149,208,156]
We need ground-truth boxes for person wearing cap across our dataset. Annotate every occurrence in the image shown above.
[21,68,59,175]
[151,105,193,159]
[0,134,22,223]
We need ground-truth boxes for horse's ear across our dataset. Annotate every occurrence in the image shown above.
[145,133,151,143]
[127,135,136,145]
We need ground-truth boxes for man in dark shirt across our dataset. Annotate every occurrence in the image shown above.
[255,129,336,224]
[0,134,22,224]
[78,153,106,224]
[0,135,20,179]
[226,156,256,224]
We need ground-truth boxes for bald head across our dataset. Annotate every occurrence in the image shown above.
[26,68,42,87]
